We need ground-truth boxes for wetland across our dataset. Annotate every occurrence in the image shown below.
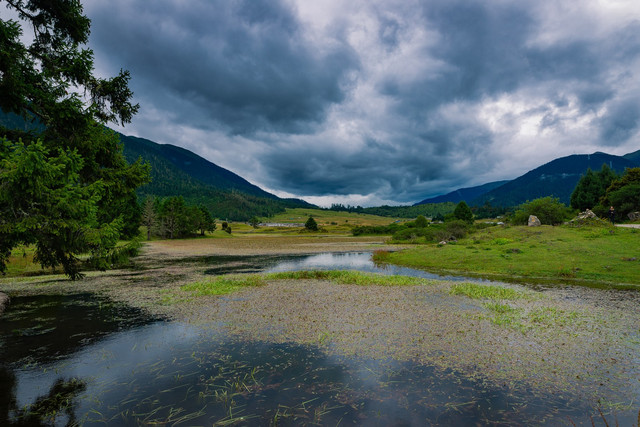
[1,235,640,425]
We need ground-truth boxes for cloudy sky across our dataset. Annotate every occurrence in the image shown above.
[83,0,640,206]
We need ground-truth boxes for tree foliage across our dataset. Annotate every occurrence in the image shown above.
[414,215,428,228]
[511,197,573,226]
[305,216,319,231]
[0,0,149,278]
[602,168,640,220]
[452,201,474,224]
[570,164,618,211]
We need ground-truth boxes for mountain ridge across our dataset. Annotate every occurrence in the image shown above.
[414,180,509,205]
[416,150,639,208]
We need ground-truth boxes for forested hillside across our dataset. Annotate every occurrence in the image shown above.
[472,152,637,207]
[120,133,313,220]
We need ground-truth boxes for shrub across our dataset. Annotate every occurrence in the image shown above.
[305,216,319,231]
[414,215,429,228]
[511,197,573,225]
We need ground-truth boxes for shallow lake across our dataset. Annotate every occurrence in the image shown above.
[203,251,490,282]
[1,253,636,425]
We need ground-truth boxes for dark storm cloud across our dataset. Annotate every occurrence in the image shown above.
[87,0,359,134]
[86,0,640,205]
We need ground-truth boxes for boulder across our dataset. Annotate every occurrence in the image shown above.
[0,292,9,316]
[438,241,447,245]
[579,209,597,219]
[528,215,541,227]
[628,211,640,221]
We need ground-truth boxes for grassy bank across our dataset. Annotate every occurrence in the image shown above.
[375,224,640,287]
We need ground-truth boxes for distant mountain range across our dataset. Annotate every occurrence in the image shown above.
[415,180,509,205]
[416,151,640,207]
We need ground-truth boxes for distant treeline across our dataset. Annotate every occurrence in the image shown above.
[328,203,457,218]
[141,196,217,240]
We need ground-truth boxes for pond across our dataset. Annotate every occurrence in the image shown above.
[0,253,636,425]
[203,251,490,282]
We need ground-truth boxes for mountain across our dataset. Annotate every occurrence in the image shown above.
[472,152,637,207]
[623,149,640,165]
[121,134,276,199]
[119,133,313,220]
[414,180,509,205]
[0,110,313,220]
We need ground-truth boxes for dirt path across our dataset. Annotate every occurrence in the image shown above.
[616,223,640,228]
[139,234,392,259]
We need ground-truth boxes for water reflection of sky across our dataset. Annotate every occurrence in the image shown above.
[264,251,490,282]
[1,258,637,425]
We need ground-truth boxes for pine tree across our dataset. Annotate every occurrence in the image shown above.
[453,201,474,224]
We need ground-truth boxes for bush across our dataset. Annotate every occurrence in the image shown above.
[511,197,573,225]
[392,227,435,242]
[352,223,403,236]
[414,215,429,228]
[305,216,319,231]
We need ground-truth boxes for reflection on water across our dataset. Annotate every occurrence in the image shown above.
[206,251,490,282]
[1,259,636,425]
[0,295,602,425]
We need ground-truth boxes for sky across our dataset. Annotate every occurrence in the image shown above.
[81,0,640,207]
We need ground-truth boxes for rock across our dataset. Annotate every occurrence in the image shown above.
[528,215,541,227]
[0,292,9,316]
[438,241,447,245]
[628,211,640,221]
[579,209,597,219]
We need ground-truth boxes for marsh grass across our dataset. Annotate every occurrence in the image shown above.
[181,270,436,297]
[266,270,434,286]
[182,276,267,296]
[449,283,528,300]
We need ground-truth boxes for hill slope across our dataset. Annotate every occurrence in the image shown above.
[121,134,275,199]
[414,180,509,205]
[120,133,313,220]
[623,149,640,165]
[472,152,637,207]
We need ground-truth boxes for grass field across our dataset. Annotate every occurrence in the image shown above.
[254,208,405,233]
[376,223,640,287]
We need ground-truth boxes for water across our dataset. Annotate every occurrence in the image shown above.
[205,251,491,282]
[1,255,635,425]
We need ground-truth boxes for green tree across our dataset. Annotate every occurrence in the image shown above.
[414,215,428,228]
[197,206,216,236]
[249,216,261,228]
[305,216,319,231]
[570,164,618,211]
[452,201,474,224]
[158,196,189,239]
[602,168,640,220]
[141,196,157,240]
[0,0,149,278]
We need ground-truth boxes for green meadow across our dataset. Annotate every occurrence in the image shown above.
[375,223,640,288]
